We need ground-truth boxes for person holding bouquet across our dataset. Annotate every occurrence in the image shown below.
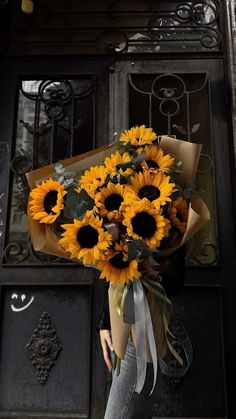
[98,245,186,419]
[27,125,210,419]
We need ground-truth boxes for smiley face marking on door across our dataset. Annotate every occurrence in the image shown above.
[11,293,34,312]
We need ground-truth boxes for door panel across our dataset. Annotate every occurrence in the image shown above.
[0,285,91,416]
[0,60,110,419]
[110,59,236,418]
[153,287,226,418]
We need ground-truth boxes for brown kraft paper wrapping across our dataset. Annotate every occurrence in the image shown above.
[108,136,210,360]
[26,143,116,257]
[108,285,167,361]
[26,136,210,361]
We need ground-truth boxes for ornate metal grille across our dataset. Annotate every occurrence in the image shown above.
[9,0,221,55]
[4,78,96,265]
[112,68,218,267]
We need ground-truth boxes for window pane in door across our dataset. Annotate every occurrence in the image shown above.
[4,78,96,265]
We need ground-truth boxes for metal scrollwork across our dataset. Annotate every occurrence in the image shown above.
[186,239,218,266]
[197,153,213,174]
[129,72,207,140]
[159,313,193,387]
[5,77,95,265]
[9,1,220,54]
[39,80,72,121]
[19,119,52,136]
[4,241,29,264]
[96,30,128,53]
[26,312,62,385]
[192,1,219,25]
[11,155,32,175]
[39,80,72,105]
[128,70,218,267]
[199,28,220,49]
[147,0,220,51]
[191,242,218,266]
[10,154,32,214]
[29,243,62,264]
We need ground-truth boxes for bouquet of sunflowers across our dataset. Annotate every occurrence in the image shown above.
[27,125,210,393]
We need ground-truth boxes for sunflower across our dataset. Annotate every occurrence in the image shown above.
[104,150,134,177]
[123,199,170,248]
[99,242,141,284]
[77,165,108,198]
[95,182,126,221]
[120,125,157,147]
[124,171,176,210]
[59,213,112,265]
[139,145,174,174]
[29,178,67,224]
[169,197,188,233]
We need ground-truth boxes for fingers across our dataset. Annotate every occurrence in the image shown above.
[103,346,113,372]
[106,333,114,352]
[99,330,113,372]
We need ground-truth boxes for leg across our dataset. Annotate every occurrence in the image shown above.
[104,340,153,419]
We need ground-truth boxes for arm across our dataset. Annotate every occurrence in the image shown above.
[97,281,113,372]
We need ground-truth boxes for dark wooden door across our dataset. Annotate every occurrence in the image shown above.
[0,59,111,419]
[111,58,236,418]
[0,56,236,419]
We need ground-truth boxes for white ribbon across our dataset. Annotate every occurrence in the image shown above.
[133,279,147,393]
[133,279,158,394]
[144,295,158,394]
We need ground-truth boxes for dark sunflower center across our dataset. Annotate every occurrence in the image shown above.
[138,185,160,201]
[146,160,158,169]
[104,193,123,211]
[110,252,129,269]
[43,190,58,214]
[77,225,99,248]
[132,211,157,239]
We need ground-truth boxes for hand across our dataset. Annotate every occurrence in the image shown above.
[99,329,113,372]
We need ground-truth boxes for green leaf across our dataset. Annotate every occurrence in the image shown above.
[131,151,146,165]
[63,188,94,220]
[127,239,155,262]
[55,162,65,174]
[123,284,135,324]
[116,151,146,170]
[54,162,75,188]
[116,141,136,151]
[63,171,76,179]
[116,173,128,184]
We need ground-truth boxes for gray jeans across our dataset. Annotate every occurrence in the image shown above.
[104,339,153,419]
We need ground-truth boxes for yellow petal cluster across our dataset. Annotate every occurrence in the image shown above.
[29,178,66,224]
[59,213,112,265]
[120,125,157,146]
[139,145,174,174]
[78,165,108,198]
[99,242,141,284]
[104,150,134,177]
[125,171,176,210]
[123,199,170,248]
[169,197,188,233]
[29,125,189,285]
[95,182,127,221]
